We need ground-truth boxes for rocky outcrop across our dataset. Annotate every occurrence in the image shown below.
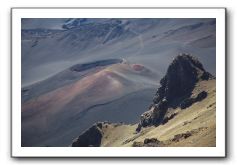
[136,99,168,131]
[137,54,213,130]
[132,138,163,147]
[170,127,208,143]
[71,123,103,147]
[180,91,208,109]
[71,54,214,147]
[153,53,213,105]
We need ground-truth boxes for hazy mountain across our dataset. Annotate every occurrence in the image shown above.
[22,18,216,87]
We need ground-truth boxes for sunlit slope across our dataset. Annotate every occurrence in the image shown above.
[93,79,216,147]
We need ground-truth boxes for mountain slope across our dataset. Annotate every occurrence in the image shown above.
[21,18,216,86]
[71,54,216,147]
[97,79,216,147]
[21,59,158,147]
[21,18,216,147]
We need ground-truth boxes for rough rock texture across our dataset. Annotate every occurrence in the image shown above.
[162,113,177,125]
[71,54,215,147]
[169,127,208,143]
[132,138,163,147]
[171,132,192,142]
[137,54,213,130]
[136,99,168,131]
[180,91,208,109]
[71,123,103,147]
[153,53,213,105]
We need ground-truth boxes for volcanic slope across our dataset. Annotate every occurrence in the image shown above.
[22,18,216,86]
[71,54,216,147]
[21,59,158,147]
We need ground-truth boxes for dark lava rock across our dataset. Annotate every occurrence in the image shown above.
[132,138,161,147]
[144,138,160,144]
[171,132,192,142]
[136,124,142,132]
[136,54,213,131]
[71,123,103,147]
[180,98,194,109]
[201,71,214,80]
[196,91,208,101]
[180,91,208,109]
[138,99,168,129]
[96,122,103,129]
[153,53,213,105]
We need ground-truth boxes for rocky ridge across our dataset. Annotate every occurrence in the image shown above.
[71,54,215,147]
[137,53,214,130]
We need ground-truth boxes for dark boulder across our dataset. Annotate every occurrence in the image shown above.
[132,138,162,147]
[144,138,160,144]
[196,91,208,101]
[172,132,192,142]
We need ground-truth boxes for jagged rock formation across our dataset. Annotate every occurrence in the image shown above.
[136,99,168,132]
[70,53,216,147]
[137,54,214,130]
[153,53,213,105]
[71,123,103,147]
